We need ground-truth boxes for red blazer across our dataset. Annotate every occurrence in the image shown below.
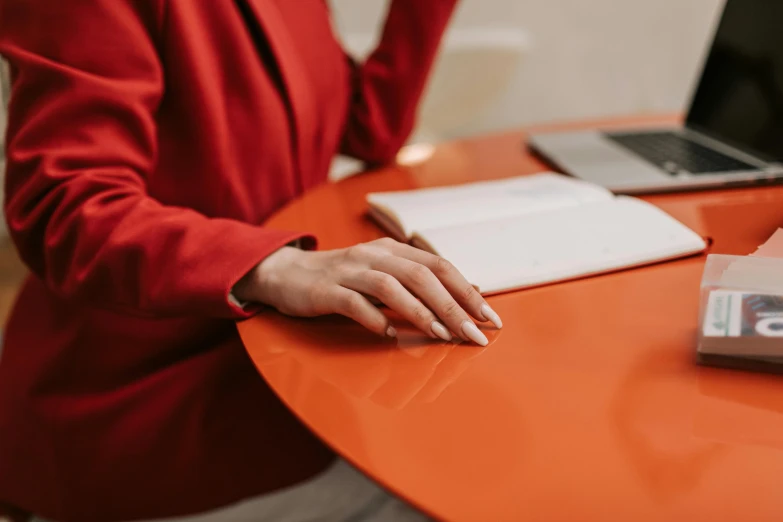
[0,1,456,520]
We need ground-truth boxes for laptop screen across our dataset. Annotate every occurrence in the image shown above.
[686,0,783,162]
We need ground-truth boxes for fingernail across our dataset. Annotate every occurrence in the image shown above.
[386,326,397,338]
[461,321,488,346]
[481,303,503,329]
[430,321,452,341]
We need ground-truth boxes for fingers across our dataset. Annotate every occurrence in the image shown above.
[371,256,489,346]
[340,270,453,342]
[322,286,394,337]
[383,242,502,329]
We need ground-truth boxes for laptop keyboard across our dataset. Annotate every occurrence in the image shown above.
[606,131,759,174]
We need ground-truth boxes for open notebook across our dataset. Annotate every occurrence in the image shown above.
[367,172,707,294]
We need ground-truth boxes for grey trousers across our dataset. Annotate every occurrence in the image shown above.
[32,459,429,522]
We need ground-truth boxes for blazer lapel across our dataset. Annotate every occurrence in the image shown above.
[240,0,318,188]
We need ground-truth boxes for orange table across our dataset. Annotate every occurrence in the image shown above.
[239,115,783,521]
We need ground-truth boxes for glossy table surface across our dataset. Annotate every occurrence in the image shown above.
[238,115,783,521]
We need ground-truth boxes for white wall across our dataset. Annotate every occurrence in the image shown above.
[329,0,725,138]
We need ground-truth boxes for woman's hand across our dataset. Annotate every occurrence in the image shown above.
[234,238,502,345]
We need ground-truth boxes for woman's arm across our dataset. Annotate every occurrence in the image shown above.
[339,0,458,164]
[1,0,500,341]
[0,0,310,319]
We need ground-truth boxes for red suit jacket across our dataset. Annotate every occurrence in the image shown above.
[0,1,456,520]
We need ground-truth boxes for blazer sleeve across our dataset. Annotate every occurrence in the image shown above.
[0,0,312,319]
[339,0,458,165]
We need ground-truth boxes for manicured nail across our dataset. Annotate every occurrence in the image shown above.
[386,326,397,338]
[461,321,488,346]
[481,303,503,329]
[431,321,452,341]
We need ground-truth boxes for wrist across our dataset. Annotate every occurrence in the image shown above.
[233,246,301,305]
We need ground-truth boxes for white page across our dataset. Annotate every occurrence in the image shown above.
[415,197,706,294]
[367,172,613,238]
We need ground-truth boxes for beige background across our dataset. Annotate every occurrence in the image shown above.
[330,0,725,137]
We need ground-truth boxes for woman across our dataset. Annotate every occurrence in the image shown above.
[0,1,502,521]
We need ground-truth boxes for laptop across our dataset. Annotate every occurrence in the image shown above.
[528,0,783,193]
